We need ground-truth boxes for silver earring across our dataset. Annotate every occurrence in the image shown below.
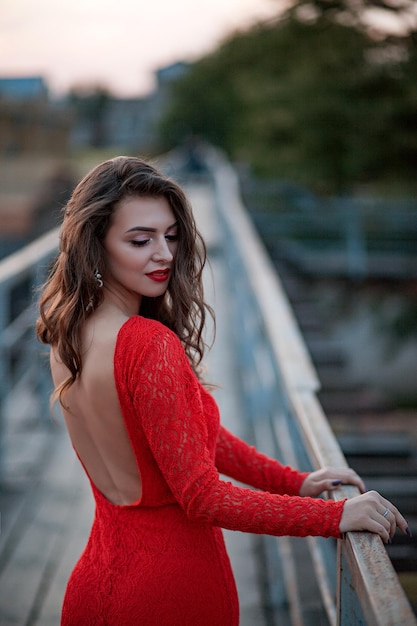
[95,270,103,288]
[85,270,103,313]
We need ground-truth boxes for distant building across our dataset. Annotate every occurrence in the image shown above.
[149,62,190,130]
[70,61,190,152]
[0,76,75,259]
[0,76,48,102]
[0,76,71,156]
[0,62,191,156]
[104,97,156,151]
[70,95,156,152]
[0,65,192,257]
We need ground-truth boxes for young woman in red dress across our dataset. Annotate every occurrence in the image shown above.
[37,156,409,625]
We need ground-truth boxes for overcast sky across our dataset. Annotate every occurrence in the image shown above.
[0,0,280,97]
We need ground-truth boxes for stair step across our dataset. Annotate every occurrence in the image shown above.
[338,433,415,457]
[345,456,417,477]
[319,388,392,414]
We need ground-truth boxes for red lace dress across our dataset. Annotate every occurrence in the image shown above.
[61,316,345,626]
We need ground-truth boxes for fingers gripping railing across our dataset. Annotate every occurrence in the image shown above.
[0,153,415,625]
[206,148,416,626]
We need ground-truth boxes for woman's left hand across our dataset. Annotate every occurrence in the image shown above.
[299,467,366,497]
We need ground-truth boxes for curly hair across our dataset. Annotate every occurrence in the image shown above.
[36,156,214,404]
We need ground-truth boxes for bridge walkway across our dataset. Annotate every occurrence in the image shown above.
[0,150,415,625]
[0,181,269,626]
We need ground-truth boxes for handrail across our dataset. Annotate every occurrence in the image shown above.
[242,179,417,280]
[0,153,415,624]
[0,227,59,482]
[206,147,416,626]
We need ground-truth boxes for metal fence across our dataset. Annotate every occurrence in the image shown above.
[207,148,416,625]
[0,228,58,482]
[241,176,417,281]
[0,151,415,624]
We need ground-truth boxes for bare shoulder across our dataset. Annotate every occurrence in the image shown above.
[49,312,128,384]
[87,311,129,342]
[82,311,130,363]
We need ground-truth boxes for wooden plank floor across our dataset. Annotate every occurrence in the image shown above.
[0,182,267,626]
[0,426,94,626]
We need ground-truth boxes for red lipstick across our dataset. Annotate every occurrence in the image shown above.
[146,269,170,283]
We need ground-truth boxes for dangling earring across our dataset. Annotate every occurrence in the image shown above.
[86,270,103,313]
[95,270,103,288]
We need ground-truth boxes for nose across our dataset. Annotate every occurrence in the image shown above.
[152,236,174,263]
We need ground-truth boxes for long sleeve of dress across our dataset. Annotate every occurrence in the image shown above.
[215,425,308,496]
[130,325,345,538]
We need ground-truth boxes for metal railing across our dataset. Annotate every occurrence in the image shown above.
[0,150,415,624]
[0,228,59,482]
[241,178,417,281]
[206,148,416,626]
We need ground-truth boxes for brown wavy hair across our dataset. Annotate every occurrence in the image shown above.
[36,156,214,403]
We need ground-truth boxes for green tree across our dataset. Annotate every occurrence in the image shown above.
[159,3,417,193]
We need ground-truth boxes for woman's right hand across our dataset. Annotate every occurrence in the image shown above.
[339,490,411,543]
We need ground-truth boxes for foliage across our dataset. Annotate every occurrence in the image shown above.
[158,2,417,193]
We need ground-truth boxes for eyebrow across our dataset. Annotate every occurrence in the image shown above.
[125,221,178,234]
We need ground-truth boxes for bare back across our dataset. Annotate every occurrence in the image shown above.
[50,313,142,505]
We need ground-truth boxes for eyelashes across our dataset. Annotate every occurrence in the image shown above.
[130,234,178,247]
[130,240,149,247]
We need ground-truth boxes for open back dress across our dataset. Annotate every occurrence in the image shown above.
[61,316,344,626]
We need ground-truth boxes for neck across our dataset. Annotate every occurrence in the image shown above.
[100,286,142,318]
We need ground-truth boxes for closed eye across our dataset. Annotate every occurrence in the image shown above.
[130,239,150,247]
[130,234,177,247]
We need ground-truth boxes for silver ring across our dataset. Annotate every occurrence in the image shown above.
[382,507,390,518]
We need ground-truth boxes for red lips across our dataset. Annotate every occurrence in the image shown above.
[146,269,170,282]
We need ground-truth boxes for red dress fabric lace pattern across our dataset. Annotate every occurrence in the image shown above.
[61,316,345,625]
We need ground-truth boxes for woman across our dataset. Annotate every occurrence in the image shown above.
[37,156,409,626]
